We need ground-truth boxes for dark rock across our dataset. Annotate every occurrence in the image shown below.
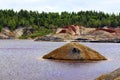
[35,36,64,42]
[90,39,120,43]
[74,38,91,42]
[23,27,35,35]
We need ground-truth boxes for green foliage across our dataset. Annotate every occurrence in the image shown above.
[19,28,53,39]
[0,9,120,32]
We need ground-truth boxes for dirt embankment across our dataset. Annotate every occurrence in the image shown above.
[0,27,34,39]
[1,25,120,42]
[0,27,26,39]
[35,25,120,42]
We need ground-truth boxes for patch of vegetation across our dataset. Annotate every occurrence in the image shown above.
[19,28,53,39]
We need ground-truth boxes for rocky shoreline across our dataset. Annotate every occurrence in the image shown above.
[34,25,120,43]
[0,25,120,43]
[34,34,120,43]
[74,38,120,43]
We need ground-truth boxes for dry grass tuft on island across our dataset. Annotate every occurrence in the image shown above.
[43,42,107,61]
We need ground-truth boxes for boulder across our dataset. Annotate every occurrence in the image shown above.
[96,68,120,80]
[43,42,107,61]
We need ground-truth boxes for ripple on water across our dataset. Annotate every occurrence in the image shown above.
[0,40,120,80]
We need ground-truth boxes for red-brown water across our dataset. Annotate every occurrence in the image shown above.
[0,40,120,80]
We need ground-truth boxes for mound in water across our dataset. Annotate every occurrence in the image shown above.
[96,68,120,80]
[43,42,107,61]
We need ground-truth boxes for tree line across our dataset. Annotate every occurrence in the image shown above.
[0,9,120,31]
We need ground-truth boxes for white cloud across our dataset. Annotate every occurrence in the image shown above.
[0,0,120,13]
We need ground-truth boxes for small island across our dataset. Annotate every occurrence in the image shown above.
[43,42,107,61]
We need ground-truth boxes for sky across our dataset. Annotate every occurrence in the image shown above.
[0,0,120,14]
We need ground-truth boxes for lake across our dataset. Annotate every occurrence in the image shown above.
[0,40,120,80]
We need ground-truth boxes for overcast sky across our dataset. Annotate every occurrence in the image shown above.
[0,0,120,14]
